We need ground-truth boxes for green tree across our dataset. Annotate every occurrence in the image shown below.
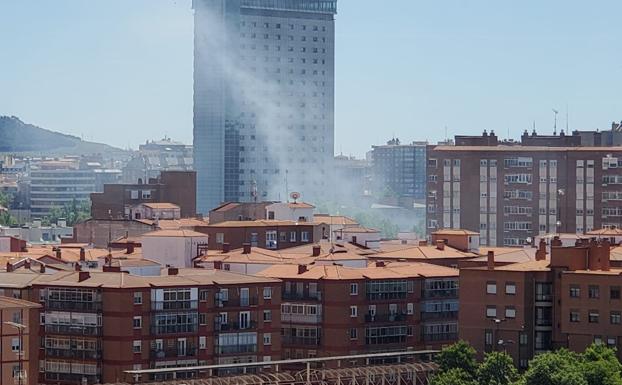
[436,340,479,379]
[44,199,91,227]
[581,343,622,385]
[477,351,521,385]
[524,349,587,385]
[430,368,478,385]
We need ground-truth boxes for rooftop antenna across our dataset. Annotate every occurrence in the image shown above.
[565,104,569,132]
[444,126,448,142]
[552,109,559,135]
[284,169,289,202]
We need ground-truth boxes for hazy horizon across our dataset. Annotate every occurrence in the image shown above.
[1,0,621,157]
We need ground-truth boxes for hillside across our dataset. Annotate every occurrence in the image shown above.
[0,116,126,156]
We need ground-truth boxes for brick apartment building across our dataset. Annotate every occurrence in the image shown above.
[427,130,622,246]
[0,296,40,385]
[91,171,196,220]
[460,237,622,369]
[257,262,459,362]
[0,268,281,384]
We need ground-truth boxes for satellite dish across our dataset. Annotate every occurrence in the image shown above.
[290,192,301,202]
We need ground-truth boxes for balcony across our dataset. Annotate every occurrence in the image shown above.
[215,321,257,332]
[366,292,408,301]
[422,289,458,299]
[44,372,100,384]
[216,296,259,308]
[45,348,101,360]
[45,324,101,336]
[282,291,322,301]
[281,313,322,324]
[364,313,407,323]
[422,332,458,342]
[282,336,321,346]
[535,318,552,327]
[535,294,553,302]
[150,347,197,359]
[365,336,407,345]
[151,300,198,311]
[215,344,258,355]
[45,300,102,312]
[421,311,459,321]
[150,324,198,335]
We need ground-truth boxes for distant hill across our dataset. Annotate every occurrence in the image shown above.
[0,116,126,156]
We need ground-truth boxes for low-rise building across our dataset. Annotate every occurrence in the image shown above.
[141,230,209,268]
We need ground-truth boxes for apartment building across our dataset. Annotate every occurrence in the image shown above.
[90,171,196,220]
[427,130,622,246]
[256,262,459,363]
[459,237,622,368]
[0,296,41,385]
[0,268,281,384]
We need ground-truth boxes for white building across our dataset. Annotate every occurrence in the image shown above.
[265,202,314,223]
[141,230,209,268]
[131,203,181,220]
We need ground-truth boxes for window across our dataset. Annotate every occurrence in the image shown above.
[486,306,497,318]
[350,306,358,318]
[289,231,297,242]
[570,311,580,323]
[216,233,224,244]
[199,313,207,325]
[141,190,152,199]
[570,285,580,298]
[505,307,516,319]
[301,231,309,242]
[589,285,600,299]
[199,289,209,302]
[133,292,142,305]
[485,330,493,346]
[133,316,142,329]
[589,311,600,323]
[11,338,20,352]
[486,282,497,294]
[263,287,272,299]
[611,286,621,300]
[263,333,272,345]
[133,340,142,353]
[130,190,139,199]
[266,231,277,249]
[505,283,516,295]
[407,303,414,315]
[611,312,621,325]
[519,333,528,345]
[350,328,358,340]
[350,283,358,296]
[263,310,272,322]
[199,336,207,349]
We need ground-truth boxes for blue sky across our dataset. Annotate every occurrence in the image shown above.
[1,1,621,157]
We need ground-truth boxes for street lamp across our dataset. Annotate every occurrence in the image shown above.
[4,321,26,385]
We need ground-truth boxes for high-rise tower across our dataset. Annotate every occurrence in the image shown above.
[193,0,337,213]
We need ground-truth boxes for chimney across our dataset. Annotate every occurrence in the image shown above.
[536,239,547,261]
[213,261,223,270]
[436,240,445,251]
[6,262,13,272]
[78,271,90,282]
[168,267,179,276]
[487,250,495,270]
[56,247,61,260]
[551,236,563,248]
[74,263,81,272]
[418,240,428,246]
[24,259,31,269]
[375,261,386,268]
[126,244,135,254]
[39,264,46,274]
[222,243,231,253]
[601,239,611,271]
[297,265,308,275]
[242,243,252,254]
[401,239,407,245]
[79,248,86,262]
[312,245,321,257]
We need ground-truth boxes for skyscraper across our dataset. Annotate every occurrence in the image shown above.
[193,0,337,214]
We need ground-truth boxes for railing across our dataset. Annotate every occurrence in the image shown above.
[215,344,258,355]
[421,311,459,321]
[281,313,322,324]
[282,292,322,301]
[216,296,259,308]
[366,292,408,301]
[45,300,102,312]
[150,324,198,335]
[422,289,458,299]
[44,372,100,384]
[282,336,321,346]
[150,347,197,359]
[422,332,458,342]
[215,321,257,332]
[535,294,553,302]
[45,324,101,336]
[45,348,101,360]
[365,336,407,345]
[151,300,198,311]
[535,318,552,327]
[364,313,407,323]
